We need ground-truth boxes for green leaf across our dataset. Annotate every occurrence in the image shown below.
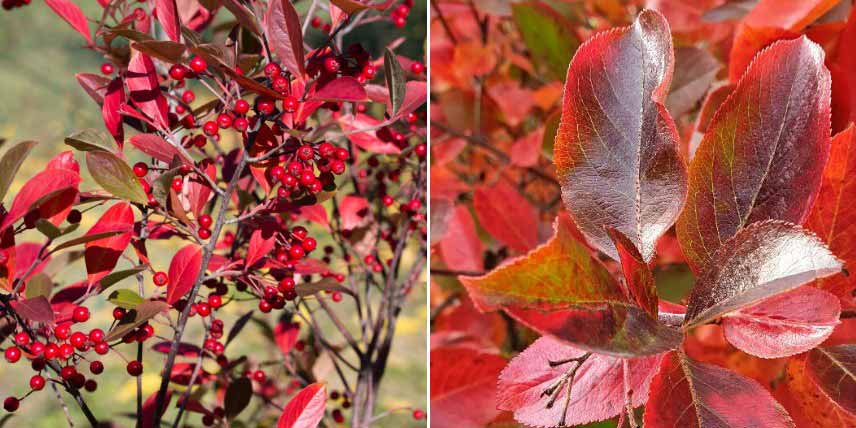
[384,48,406,115]
[101,266,147,290]
[35,219,63,240]
[152,167,182,208]
[0,140,38,203]
[224,377,253,420]
[511,0,581,81]
[108,289,145,309]
[86,151,148,204]
[64,128,115,152]
[105,300,169,341]
[25,273,53,299]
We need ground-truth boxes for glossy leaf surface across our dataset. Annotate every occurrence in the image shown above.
[677,37,832,271]
[806,344,856,414]
[166,244,203,304]
[554,9,686,262]
[265,0,305,80]
[684,221,842,327]
[84,202,134,285]
[277,383,326,428]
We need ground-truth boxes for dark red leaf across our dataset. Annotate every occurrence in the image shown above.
[10,296,55,323]
[246,227,276,269]
[84,202,134,285]
[806,344,856,415]
[277,383,326,428]
[141,389,172,428]
[75,73,110,105]
[684,221,842,328]
[677,37,832,271]
[310,77,368,102]
[128,134,190,165]
[167,244,203,304]
[274,320,300,356]
[607,227,658,318]
[102,78,125,147]
[265,0,305,80]
[644,350,793,428]
[554,9,687,262]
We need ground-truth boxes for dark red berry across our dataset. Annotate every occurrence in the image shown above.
[4,397,18,412]
[127,360,143,376]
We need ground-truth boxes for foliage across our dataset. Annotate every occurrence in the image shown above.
[0,0,426,427]
[430,1,856,427]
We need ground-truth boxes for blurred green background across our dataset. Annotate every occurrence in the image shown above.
[0,2,426,427]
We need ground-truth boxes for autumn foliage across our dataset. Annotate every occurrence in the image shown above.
[430,1,856,427]
[0,0,426,426]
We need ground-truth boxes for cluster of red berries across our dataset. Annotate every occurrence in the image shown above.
[112,307,155,345]
[1,0,30,10]
[134,162,202,208]
[1,306,110,412]
[390,0,413,27]
[263,140,349,198]
[309,15,332,33]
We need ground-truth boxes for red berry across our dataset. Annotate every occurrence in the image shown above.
[127,360,143,376]
[153,271,168,286]
[233,117,249,132]
[414,143,427,157]
[282,96,299,112]
[70,332,87,348]
[252,370,266,382]
[133,162,149,177]
[182,90,196,104]
[382,195,394,206]
[298,145,314,160]
[90,360,104,374]
[331,292,342,302]
[198,214,213,229]
[311,16,322,27]
[44,344,59,360]
[14,332,29,346]
[217,113,233,129]
[189,56,208,73]
[196,302,211,317]
[410,62,424,74]
[413,409,425,420]
[30,375,45,391]
[4,397,18,412]
[272,76,289,92]
[234,99,250,115]
[302,237,317,252]
[101,63,115,75]
[278,277,296,292]
[257,98,276,115]
[332,409,344,423]
[362,65,377,79]
[288,245,305,260]
[4,346,21,363]
[89,329,104,343]
[61,366,77,380]
[208,295,222,308]
[171,177,184,192]
[55,324,70,340]
[73,306,90,323]
[169,64,189,80]
[94,342,109,355]
[258,300,272,313]
[84,379,97,392]
[198,228,211,239]
[323,57,340,73]
[264,63,281,77]
[392,15,406,27]
[203,120,219,136]
[113,307,127,319]
[335,147,349,160]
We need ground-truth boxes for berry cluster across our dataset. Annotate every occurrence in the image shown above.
[390,0,414,27]
[1,0,30,11]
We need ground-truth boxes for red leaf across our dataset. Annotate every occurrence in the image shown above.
[277,383,326,428]
[742,0,839,31]
[805,344,856,415]
[183,161,216,217]
[76,73,111,105]
[84,202,135,285]
[676,37,832,271]
[154,0,181,42]
[274,320,300,356]
[776,352,856,427]
[340,114,402,154]
[141,389,172,428]
[13,243,49,282]
[310,77,368,102]
[338,195,370,230]
[554,10,687,262]
[128,134,190,164]
[431,347,506,428]
[438,205,483,273]
[460,213,681,356]
[607,228,658,318]
[498,336,661,427]
[44,0,93,44]
[509,127,543,167]
[102,77,125,147]
[39,152,81,226]
[265,0,306,80]
[644,350,793,428]
[473,179,538,253]
[295,205,328,228]
[293,258,329,275]
[0,169,81,233]
[722,286,840,358]
[806,125,856,309]
[728,26,799,83]
[246,227,276,269]
[10,296,55,323]
[167,244,203,304]
[127,50,170,130]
